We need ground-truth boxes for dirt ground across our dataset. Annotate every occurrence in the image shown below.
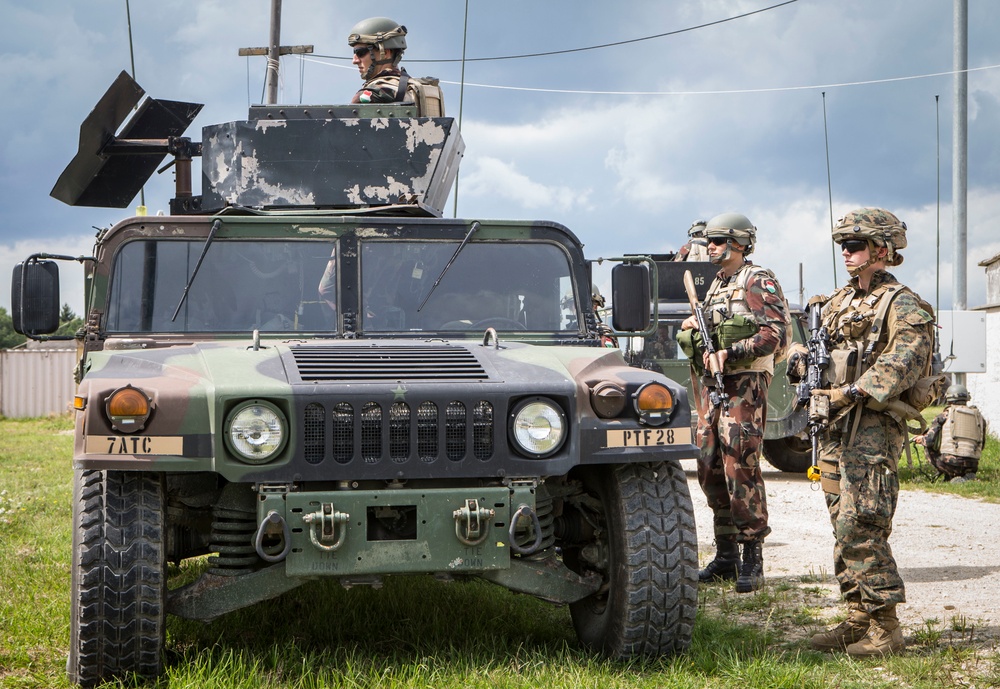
[686,459,1000,644]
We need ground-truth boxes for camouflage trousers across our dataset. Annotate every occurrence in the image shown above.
[693,371,771,542]
[821,408,906,613]
[927,451,978,479]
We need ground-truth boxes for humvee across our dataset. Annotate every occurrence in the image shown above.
[625,255,812,473]
[13,72,699,686]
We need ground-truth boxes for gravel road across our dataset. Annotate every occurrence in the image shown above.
[686,459,1000,639]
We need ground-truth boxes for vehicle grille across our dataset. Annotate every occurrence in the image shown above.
[291,345,489,382]
[302,399,495,465]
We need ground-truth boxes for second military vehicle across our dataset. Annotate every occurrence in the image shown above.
[625,255,811,473]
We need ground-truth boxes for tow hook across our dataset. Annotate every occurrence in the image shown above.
[254,510,291,562]
[453,498,494,546]
[302,503,350,552]
[508,504,543,555]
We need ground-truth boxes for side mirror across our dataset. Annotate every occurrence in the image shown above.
[610,263,651,332]
[12,260,61,336]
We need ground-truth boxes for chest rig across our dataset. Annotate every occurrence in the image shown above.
[818,280,905,388]
[704,263,774,374]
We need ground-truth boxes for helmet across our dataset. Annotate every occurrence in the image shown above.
[348,17,408,51]
[944,383,970,404]
[704,212,757,255]
[348,17,407,77]
[688,220,707,239]
[592,284,606,309]
[832,207,907,267]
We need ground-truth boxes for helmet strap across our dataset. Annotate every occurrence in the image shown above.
[709,241,731,264]
[846,240,884,277]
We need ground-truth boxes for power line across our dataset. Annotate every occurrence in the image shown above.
[302,56,1000,97]
[312,0,799,64]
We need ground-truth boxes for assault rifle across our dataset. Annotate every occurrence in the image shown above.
[794,302,831,481]
[683,269,728,414]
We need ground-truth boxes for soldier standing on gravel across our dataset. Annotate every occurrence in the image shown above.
[914,383,986,483]
[803,208,934,657]
[678,212,790,594]
[348,17,411,105]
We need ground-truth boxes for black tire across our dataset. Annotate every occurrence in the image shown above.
[763,436,812,474]
[569,462,698,658]
[68,470,167,687]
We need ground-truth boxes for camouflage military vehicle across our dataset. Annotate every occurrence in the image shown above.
[626,255,811,473]
[12,72,699,686]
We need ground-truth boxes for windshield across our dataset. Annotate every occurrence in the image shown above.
[106,239,338,333]
[361,240,577,333]
[104,237,581,335]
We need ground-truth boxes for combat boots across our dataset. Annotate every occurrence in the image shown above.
[735,539,764,593]
[698,538,740,583]
[810,605,871,652]
[845,606,905,657]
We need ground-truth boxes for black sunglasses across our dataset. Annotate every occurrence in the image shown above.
[353,46,371,58]
[706,237,729,246]
[840,239,868,254]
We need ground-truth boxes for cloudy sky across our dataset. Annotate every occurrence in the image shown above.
[2,0,998,318]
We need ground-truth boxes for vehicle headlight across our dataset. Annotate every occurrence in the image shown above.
[105,384,152,432]
[632,382,674,426]
[590,381,626,419]
[510,398,566,458]
[226,401,287,464]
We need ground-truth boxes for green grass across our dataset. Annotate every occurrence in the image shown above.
[898,405,1000,502]
[1,416,998,688]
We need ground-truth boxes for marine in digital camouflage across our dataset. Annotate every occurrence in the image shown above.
[818,268,933,614]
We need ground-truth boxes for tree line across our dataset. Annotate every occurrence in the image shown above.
[0,304,84,349]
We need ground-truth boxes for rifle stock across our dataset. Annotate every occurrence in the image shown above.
[683,269,728,414]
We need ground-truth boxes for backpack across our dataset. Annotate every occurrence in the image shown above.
[870,288,944,411]
[397,73,445,116]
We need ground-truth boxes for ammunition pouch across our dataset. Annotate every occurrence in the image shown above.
[823,348,856,388]
[676,329,705,375]
[715,314,758,366]
[902,374,947,412]
[818,458,841,495]
[865,397,928,434]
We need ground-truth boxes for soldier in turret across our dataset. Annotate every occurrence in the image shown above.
[348,17,411,105]
[806,208,934,658]
[678,212,790,594]
[673,220,710,262]
[914,383,986,483]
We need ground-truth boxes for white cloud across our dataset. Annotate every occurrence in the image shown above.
[459,157,587,213]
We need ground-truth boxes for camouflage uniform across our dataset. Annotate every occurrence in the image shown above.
[695,262,789,544]
[352,67,413,105]
[817,269,933,614]
[921,404,986,479]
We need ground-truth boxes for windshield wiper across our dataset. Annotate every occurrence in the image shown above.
[171,218,222,322]
[416,221,480,312]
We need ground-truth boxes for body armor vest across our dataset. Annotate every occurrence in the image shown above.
[820,281,903,388]
[704,263,775,374]
[939,405,984,459]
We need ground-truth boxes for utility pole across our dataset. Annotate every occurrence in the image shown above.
[952,0,968,386]
[238,0,313,105]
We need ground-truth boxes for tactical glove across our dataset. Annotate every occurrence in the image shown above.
[785,342,809,382]
[813,386,850,413]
